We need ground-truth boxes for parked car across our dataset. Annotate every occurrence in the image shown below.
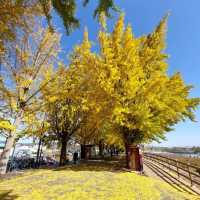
[7,156,35,172]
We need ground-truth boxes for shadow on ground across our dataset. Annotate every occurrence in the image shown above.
[0,190,18,200]
[52,157,127,173]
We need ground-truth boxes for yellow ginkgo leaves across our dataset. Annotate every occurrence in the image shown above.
[0,120,15,131]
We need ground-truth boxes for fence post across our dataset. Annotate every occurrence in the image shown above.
[168,158,171,170]
[187,163,193,187]
[176,159,179,179]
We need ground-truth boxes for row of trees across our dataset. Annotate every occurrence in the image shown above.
[0,0,119,173]
[0,1,199,174]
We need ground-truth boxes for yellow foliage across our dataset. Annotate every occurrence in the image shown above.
[0,21,61,143]
[68,14,199,146]
[0,120,15,131]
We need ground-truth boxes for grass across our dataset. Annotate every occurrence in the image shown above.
[0,160,199,200]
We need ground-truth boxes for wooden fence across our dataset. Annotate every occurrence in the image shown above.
[143,152,200,189]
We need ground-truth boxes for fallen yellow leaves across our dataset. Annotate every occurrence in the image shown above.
[0,162,199,200]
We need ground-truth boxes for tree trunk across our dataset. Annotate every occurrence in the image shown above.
[0,135,15,174]
[125,144,141,171]
[7,143,16,172]
[99,140,104,157]
[59,136,67,166]
[0,115,21,174]
[81,144,86,159]
[36,138,42,168]
[110,146,113,157]
[39,146,43,167]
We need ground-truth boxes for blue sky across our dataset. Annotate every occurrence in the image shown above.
[53,0,200,147]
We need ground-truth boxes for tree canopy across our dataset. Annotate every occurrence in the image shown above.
[67,14,199,146]
[40,0,119,34]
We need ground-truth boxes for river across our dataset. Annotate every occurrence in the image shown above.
[151,151,200,158]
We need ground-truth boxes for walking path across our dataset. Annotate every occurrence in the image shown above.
[143,159,200,196]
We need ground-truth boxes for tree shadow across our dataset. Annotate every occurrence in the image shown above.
[52,158,127,173]
[0,171,25,181]
[0,190,18,200]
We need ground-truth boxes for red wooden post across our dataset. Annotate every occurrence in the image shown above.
[126,145,141,171]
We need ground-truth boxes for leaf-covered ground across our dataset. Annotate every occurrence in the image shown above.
[0,160,199,200]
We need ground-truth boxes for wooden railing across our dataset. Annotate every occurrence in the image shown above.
[143,152,200,188]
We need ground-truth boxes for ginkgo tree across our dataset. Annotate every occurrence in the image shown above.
[43,98,85,166]
[71,14,200,170]
[41,46,113,164]
[0,22,60,174]
[67,28,116,159]
[40,65,88,165]
[100,15,199,169]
